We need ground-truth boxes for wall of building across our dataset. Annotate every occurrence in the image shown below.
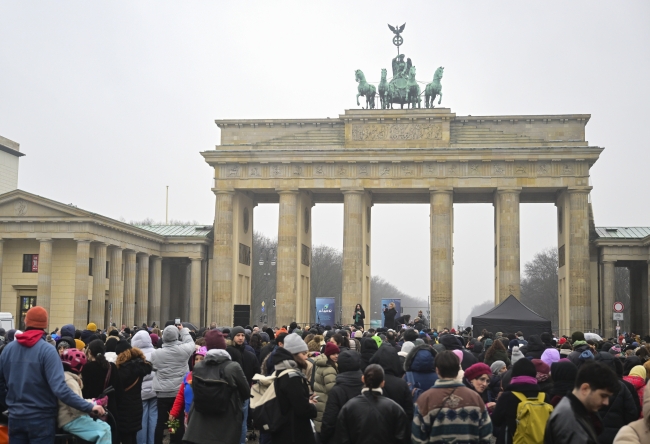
[0,151,19,195]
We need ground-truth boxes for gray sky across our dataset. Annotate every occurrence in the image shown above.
[1,1,648,325]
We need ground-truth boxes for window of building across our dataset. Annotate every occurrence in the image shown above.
[22,254,39,273]
[18,296,37,330]
[89,258,93,276]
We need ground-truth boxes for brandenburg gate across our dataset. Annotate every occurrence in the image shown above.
[202,108,602,333]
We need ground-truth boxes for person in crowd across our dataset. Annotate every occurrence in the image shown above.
[464,362,495,409]
[320,351,364,444]
[353,304,365,329]
[491,358,551,444]
[483,338,511,367]
[614,380,650,443]
[169,347,206,428]
[182,331,249,444]
[131,330,157,444]
[230,326,260,443]
[314,342,339,434]
[249,333,263,361]
[383,302,397,329]
[369,343,413,419]
[532,359,554,395]
[469,339,484,361]
[520,334,548,359]
[403,343,438,403]
[82,339,122,444]
[397,340,415,368]
[568,331,592,366]
[0,307,105,442]
[335,364,409,444]
[623,366,646,418]
[270,345,318,444]
[360,336,379,370]
[114,340,153,444]
[58,348,112,444]
[439,332,478,370]
[545,361,620,444]
[511,345,525,365]
[541,348,561,369]
[81,322,99,344]
[560,342,574,357]
[412,350,493,443]
[150,323,195,444]
[548,360,578,407]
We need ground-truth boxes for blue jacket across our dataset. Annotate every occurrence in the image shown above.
[404,344,438,403]
[0,333,94,419]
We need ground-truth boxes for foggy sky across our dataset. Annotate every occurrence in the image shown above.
[1,1,648,325]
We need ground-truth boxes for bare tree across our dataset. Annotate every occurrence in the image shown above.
[310,245,343,322]
[251,231,277,326]
[520,247,559,330]
[464,300,495,328]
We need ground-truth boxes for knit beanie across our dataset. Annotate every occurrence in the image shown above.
[337,351,361,373]
[372,335,383,348]
[532,359,550,376]
[579,350,594,361]
[512,356,537,378]
[231,326,246,338]
[109,329,120,337]
[86,323,97,332]
[283,333,308,355]
[541,348,560,368]
[510,346,524,365]
[490,360,506,375]
[571,331,585,343]
[87,339,106,357]
[275,328,288,338]
[400,341,415,356]
[452,349,464,364]
[25,306,48,329]
[115,340,131,356]
[74,339,85,350]
[324,342,340,357]
[508,339,520,350]
[204,330,227,350]
[558,337,567,345]
[465,363,492,381]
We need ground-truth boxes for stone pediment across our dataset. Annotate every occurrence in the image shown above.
[0,190,88,219]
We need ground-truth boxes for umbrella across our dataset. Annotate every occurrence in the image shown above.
[584,332,602,342]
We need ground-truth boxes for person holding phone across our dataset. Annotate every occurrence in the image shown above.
[353,304,365,329]
[383,302,397,329]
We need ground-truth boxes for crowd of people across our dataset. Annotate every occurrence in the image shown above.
[0,306,649,444]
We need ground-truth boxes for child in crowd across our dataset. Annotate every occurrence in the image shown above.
[58,348,111,444]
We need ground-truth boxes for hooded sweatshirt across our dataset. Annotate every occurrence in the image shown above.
[131,330,156,401]
[0,330,94,419]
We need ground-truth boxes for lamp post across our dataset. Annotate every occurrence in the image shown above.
[258,248,277,326]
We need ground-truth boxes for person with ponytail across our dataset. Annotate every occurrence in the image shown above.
[82,339,122,444]
[335,364,409,444]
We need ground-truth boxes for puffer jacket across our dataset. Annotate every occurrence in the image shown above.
[115,347,153,433]
[369,344,413,419]
[57,371,93,428]
[597,380,638,443]
[614,380,650,443]
[568,343,591,367]
[623,375,646,418]
[403,344,437,402]
[313,354,338,432]
[131,330,156,401]
[484,349,511,367]
[149,326,195,397]
[520,335,547,360]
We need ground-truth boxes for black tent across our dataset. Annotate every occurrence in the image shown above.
[471,295,552,338]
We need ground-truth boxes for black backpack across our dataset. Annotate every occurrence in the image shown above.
[191,360,236,415]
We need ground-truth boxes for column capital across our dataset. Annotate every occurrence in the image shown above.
[92,241,108,247]
[151,255,163,262]
[567,186,593,194]
[136,252,151,258]
[36,238,53,243]
[108,245,124,251]
[429,187,453,194]
[276,189,300,195]
[213,189,235,196]
[73,238,92,244]
[496,187,522,194]
[341,188,365,195]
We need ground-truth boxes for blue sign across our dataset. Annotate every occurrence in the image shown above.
[381,298,402,328]
[315,297,336,326]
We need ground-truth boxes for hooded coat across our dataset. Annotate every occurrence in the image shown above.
[313,354,338,432]
[439,334,478,370]
[614,380,650,443]
[368,344,413,419]
[403,344,438,402]
[131,330,156,401]
[568,343,592,367]
[491,381,550,444]
[149,326,195,398]
[115,347,153,433]
[182,349,249,444]
[359,337,378,371]
[470,341,484,361]
[320,352,363,444]
[520,335,547,360]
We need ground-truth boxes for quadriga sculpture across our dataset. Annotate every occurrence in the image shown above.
[355,69,376,110]
[425,66,444,108]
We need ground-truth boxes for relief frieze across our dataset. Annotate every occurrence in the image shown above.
[351,123,442,141]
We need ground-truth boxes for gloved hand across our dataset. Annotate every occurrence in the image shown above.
[93,396,108,407]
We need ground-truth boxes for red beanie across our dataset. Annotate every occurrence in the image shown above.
[558,337,567,345]
[25,306,48,329]
[204,330,226,350]
[464,363,492,381]
[324,342,340,357]
[532,359,550,376]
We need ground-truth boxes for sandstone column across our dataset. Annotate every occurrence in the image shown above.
[342,190,364,325]
[602,260,615,337]
[90,243,107,328]
[213,191,234,326]
[135,253,150,327]
[148,256,162,325]
[108,247,124,328]
[73,240,91,328]
[122,250,137,328]
[161,260,171,323]
[189,258,202,327]
[430,188,453,332]
[276,190,299,326]
[645,261,650,335]
[495,188,521,302]
[37,238,53,319]
[568,188,591,332]
[0,239,4,309]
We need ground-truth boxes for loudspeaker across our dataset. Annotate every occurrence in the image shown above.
[233,304,251,327]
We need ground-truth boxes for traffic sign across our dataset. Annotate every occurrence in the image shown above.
[613,302,624,313]
[613,313,624,321]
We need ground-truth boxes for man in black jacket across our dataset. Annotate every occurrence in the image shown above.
[320,351,364,444]
[545,361,620,444]
[368,343,413,419]
[271,346,317,444]
[230,326,260,443]
[439,333,478,370]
